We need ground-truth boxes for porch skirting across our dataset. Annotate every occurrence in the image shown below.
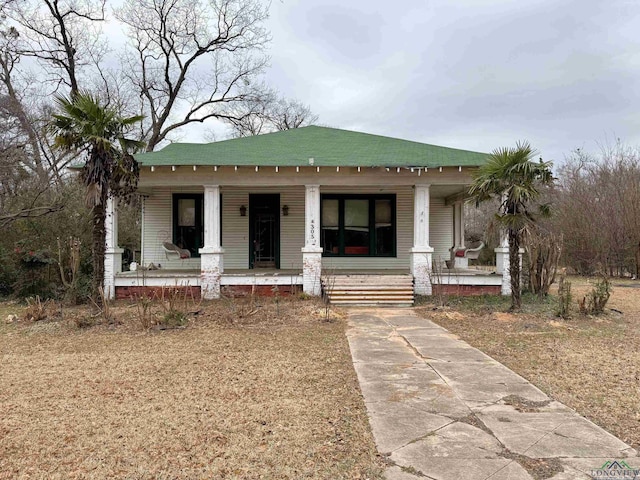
[113,268,503,299]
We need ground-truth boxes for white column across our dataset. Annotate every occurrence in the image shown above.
[302,184,323,296]
[410,184,434,295]
[451,201,468,269]
[495,193,510,294]
[104,195,123,300]
[496,232,523,296]
[199,185,224,299]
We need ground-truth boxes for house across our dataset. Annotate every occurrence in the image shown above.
[105,126,512,303]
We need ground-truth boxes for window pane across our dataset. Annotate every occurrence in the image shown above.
[322,199,339,226]
[178,199,196,226]
[376,225,393,255]
[375,199,392,224]
[322,229,340,254]
[375,199,393,255]
[345,199,368,227]
[344,199,369,254]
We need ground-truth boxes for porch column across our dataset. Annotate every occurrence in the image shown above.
[302,184,323,296]
[199,185,224,299]
[495,229,510,295]
[451,200,468,269]
[410,184,434,295]
[104,195,123,300]
[496,231,524,296]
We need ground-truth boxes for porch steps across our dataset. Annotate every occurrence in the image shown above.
[322,274,414,307]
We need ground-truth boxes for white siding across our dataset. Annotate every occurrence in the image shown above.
[430,198,453,269]
[142,187,202,269]
[222,186,305,270]
[142,186,305,270]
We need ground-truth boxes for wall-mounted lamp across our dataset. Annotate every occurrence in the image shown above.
[239,205,247,217]
[282,205,289,216]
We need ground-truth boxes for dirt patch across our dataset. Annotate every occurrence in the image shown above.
[419,277,640,450]
[501,395,552,413]
[457,413,493,436]
[500,450,564,480]
[0,298,383,479]
[492,312,517,322]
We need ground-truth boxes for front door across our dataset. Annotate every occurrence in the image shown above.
[249,194,280,269]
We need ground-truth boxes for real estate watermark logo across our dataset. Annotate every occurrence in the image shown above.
[591,460,640,479]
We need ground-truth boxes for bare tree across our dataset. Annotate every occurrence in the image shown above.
[224,90,318,138]
[116,0,270,151]
[7,0,107,96]
[552,144,640,277]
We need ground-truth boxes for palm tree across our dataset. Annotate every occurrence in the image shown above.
[468,141,553,311]
[50,92,144,301]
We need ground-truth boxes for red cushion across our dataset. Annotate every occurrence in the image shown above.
[455,249,466,257]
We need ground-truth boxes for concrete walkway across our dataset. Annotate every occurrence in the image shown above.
[346,309,639,480]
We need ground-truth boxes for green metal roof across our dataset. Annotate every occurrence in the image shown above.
[135,125,488,168]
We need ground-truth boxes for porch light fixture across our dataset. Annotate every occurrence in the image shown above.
[282,205,289,216]
[239,205,247,216]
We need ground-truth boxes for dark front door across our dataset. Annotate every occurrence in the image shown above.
[249,194,280,269]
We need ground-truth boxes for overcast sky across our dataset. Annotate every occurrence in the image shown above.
[226,0,640,164]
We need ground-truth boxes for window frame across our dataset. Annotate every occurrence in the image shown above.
[320,193,396,258]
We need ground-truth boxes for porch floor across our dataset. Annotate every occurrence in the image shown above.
[116,267,496,277]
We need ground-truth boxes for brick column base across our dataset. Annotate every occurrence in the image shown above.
[199,247,224,299]
[302,247,323,296]
[410,247,434,296]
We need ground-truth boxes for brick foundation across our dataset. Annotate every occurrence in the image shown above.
[221,285,301,297]
[431,285,501,296]
[115,286,201,300]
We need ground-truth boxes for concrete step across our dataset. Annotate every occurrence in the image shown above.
[330,300,414,307]
[325,275,413,283]
[322,274,414,306]
[326,285,413,292]
[329,294,414,300]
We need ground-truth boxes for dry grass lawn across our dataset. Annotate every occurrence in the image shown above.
[420,276,640,450]
[0,299,384,479]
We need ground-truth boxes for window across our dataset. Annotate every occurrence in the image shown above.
[173,194,204,257]
[321,194,396,257]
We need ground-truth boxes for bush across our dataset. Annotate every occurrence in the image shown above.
[578,276,611,315]
[556,271,572,319]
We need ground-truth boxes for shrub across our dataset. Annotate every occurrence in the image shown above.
[578,276,611,315]
[157,285,201,328]
[556,271,572,319]
[23,296,59,322]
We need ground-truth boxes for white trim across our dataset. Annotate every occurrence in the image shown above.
[431,273,502,286]
[221,274,302,286]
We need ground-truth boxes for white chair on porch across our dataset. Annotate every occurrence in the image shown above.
[447,242,485,269]
[162,242,191,260]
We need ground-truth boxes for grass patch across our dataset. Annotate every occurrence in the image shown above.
[0,298,384,479]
